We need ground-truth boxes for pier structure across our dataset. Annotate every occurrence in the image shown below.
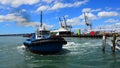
[102,33,120,53]
[102,34,106,52]
[111,34,117,52]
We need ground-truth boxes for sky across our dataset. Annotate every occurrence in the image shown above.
[0,0,120,34]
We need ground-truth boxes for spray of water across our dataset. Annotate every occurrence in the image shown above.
[17,45,26,54]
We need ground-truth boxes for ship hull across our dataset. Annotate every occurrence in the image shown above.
[23,37,67,54]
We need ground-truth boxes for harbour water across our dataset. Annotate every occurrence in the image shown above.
[0,36,120,68]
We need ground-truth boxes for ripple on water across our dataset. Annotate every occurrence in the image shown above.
[1,37,120,68]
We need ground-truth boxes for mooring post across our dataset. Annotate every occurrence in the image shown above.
[111,34,117,52]
[102,34,106,52]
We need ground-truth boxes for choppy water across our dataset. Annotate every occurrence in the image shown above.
[0,36,120,68]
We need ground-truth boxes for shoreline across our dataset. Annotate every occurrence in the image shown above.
[1,34,119,38]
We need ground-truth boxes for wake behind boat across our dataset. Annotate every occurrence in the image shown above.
[23,12,67,54]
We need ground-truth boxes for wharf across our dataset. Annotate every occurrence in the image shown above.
[1,34,119,38]
[52,34,114,38]
[102,34,120,52]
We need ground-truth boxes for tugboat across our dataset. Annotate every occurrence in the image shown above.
[23,12,67,54]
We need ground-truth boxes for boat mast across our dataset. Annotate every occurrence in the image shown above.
[63,16,67,30]
[40,11,43,28]
[59,17,63,28]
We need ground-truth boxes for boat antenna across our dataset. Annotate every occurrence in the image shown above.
[63,16,67,30]
[59,17,63,28]
[40,11,43,28]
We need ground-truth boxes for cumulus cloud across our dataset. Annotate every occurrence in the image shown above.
[0,14,26,22]
[105,7,112,11]
[0,13,37,26]
[0,0,40,7]
[98,11,119,17]
[82,8,101,12]
[116,8,120,10]
[105,19,119,23]
[79,13,97,20]
[21,9,27,12]
[36,5,50,11]
[42,0,54,4]
[43,23,55,30]
[36,0,88,12]
[66,12,97,26]
[82,8,91,12]
[67,17,83,26]
[104,19,120,28]
[0,13,54,29]
[21,22,38,27]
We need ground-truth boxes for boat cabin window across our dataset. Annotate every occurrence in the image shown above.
[59,31,71,35]
[39,31,50,35]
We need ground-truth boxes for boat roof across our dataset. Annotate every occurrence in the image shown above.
[51,27,70,32]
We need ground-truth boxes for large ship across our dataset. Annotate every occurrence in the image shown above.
[51,17,72,36]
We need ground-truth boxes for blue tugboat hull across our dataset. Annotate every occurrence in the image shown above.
[28,43,63,54]
[23,37,67,54]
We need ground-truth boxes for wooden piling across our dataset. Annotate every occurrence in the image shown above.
[111,34,117,52]
[102,34,106,52]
